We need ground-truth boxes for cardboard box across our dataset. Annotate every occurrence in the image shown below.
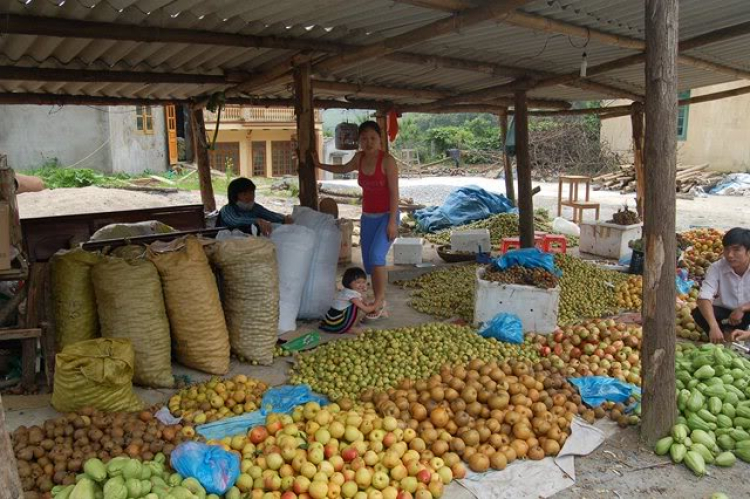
[0,203,9,270]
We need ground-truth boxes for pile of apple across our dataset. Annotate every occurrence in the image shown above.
[209,402,461,499]
[676,287,707,342]
[531,320,642,386]
[678,228,724,280]
[614,275,642,310]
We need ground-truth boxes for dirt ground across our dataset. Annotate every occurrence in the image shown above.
[8,179,750,498]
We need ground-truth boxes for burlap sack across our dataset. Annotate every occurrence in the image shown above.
[92,255,174,388]
[50,248,102,350]
[51,338,142,413]
[206,238,279,365]
[149,237,230,375]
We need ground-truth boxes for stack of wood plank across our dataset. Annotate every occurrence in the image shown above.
[594,164,724,194]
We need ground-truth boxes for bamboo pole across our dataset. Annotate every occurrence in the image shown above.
[514,91,533,248]
[375,113,390,153]
[498,111,515,204]
[294,64,319,210]
[189,107,216,213]
[641,0,678,446]
[630,102,645,219]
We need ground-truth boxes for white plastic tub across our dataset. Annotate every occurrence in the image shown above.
[474,268,560,334]
[579,221,642,260]
[392,238,423,265]
[451,229,491,253]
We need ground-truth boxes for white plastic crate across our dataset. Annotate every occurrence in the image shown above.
[474,268,560,334]
[392,238,423,265]
[451,229,491,253]
[580,221,642,259]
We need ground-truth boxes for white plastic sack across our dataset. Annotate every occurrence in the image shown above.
[271,224,316,334]
[292,207,342,319]
[552,217,580,237]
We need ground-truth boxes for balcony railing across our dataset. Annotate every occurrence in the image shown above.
[205,106,322,123]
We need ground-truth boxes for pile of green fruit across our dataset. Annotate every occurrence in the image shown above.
[290,322,539,401]
[50,455,215,499]
[555,255,627,324]
[398,264,477,321]
[423,212,579,248]
[654,343,750,476]
[400,255,625,324]
[483,264,559,289]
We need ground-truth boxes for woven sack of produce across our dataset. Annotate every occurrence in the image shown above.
[149,236,230,375]
[206,237,280,365]
[92,255,174,388]
[292,206,342,319]
[51,338,142,412]
[50,248,102,350]
[270,225,316,333]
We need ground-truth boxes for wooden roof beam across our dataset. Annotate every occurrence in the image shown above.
[313,0,534,74]
[0,66,234,85]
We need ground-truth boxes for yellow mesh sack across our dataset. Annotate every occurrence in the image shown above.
[52,338,142,413]
[92,255,173,388]
[149,237,230,375]
[206,237,279,365]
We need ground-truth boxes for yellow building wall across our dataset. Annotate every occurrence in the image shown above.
[600,81,750,172]
[212,127,323,178]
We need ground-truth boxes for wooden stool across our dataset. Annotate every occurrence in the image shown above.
[542,234,568,254]
[558,175,600,223]
[568,200,600,224]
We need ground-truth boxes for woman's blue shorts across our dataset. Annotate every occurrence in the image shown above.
[360,212,397,274]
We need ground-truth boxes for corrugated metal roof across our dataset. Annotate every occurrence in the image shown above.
[0,0,747,107]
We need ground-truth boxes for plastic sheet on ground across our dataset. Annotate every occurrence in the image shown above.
[478,313,523,344]
[492,247,561,276]
[568,376,641,408]
[196,385,327,440]
[458,418,605,499]
[709,173,750,196]
[414,185,516,233]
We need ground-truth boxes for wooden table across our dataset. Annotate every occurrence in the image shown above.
[557,175,600,223]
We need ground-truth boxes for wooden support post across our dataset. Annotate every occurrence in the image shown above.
[498,111,515,204]
[294,63,319,209]
[0,155,22,253]
[514,91,534,248]
[630,102,645,219]
[0,395,23,499]
[189,107,216,212]
[375,113,389,153]
[641,0,678,446]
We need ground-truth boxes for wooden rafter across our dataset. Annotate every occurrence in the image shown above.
[313,0,533,74]
[396,0,750,89]
[0,66,233,85]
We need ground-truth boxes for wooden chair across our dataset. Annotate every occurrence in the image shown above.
[558,175,600,223]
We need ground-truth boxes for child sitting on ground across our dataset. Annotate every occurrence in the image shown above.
[320,267,378,334]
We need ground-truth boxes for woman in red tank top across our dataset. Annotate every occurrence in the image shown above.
[315,121,400,318]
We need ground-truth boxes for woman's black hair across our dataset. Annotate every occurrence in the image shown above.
[342,267,367,289]
[227,177,256,205]
[722,227,750,250]
[358,120,381,136]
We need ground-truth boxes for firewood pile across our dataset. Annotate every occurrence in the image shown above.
[594,163,725,194]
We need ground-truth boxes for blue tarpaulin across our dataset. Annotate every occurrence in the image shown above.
[414,185,516,233]
[196,385,327,440]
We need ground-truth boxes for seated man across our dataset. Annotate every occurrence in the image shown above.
[692,227,750,343]
[219,177,292,236]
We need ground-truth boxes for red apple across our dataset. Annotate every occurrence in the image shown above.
[342,448,358,463]
[250,426,269,445]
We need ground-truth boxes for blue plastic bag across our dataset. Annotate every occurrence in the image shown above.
[170,442,240,495]
[414,186,516,233]
[567,376,641,408]
[492,248,561,276]
[479,313,523,344]
[676,269,695,295]
[196,385,328,440]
